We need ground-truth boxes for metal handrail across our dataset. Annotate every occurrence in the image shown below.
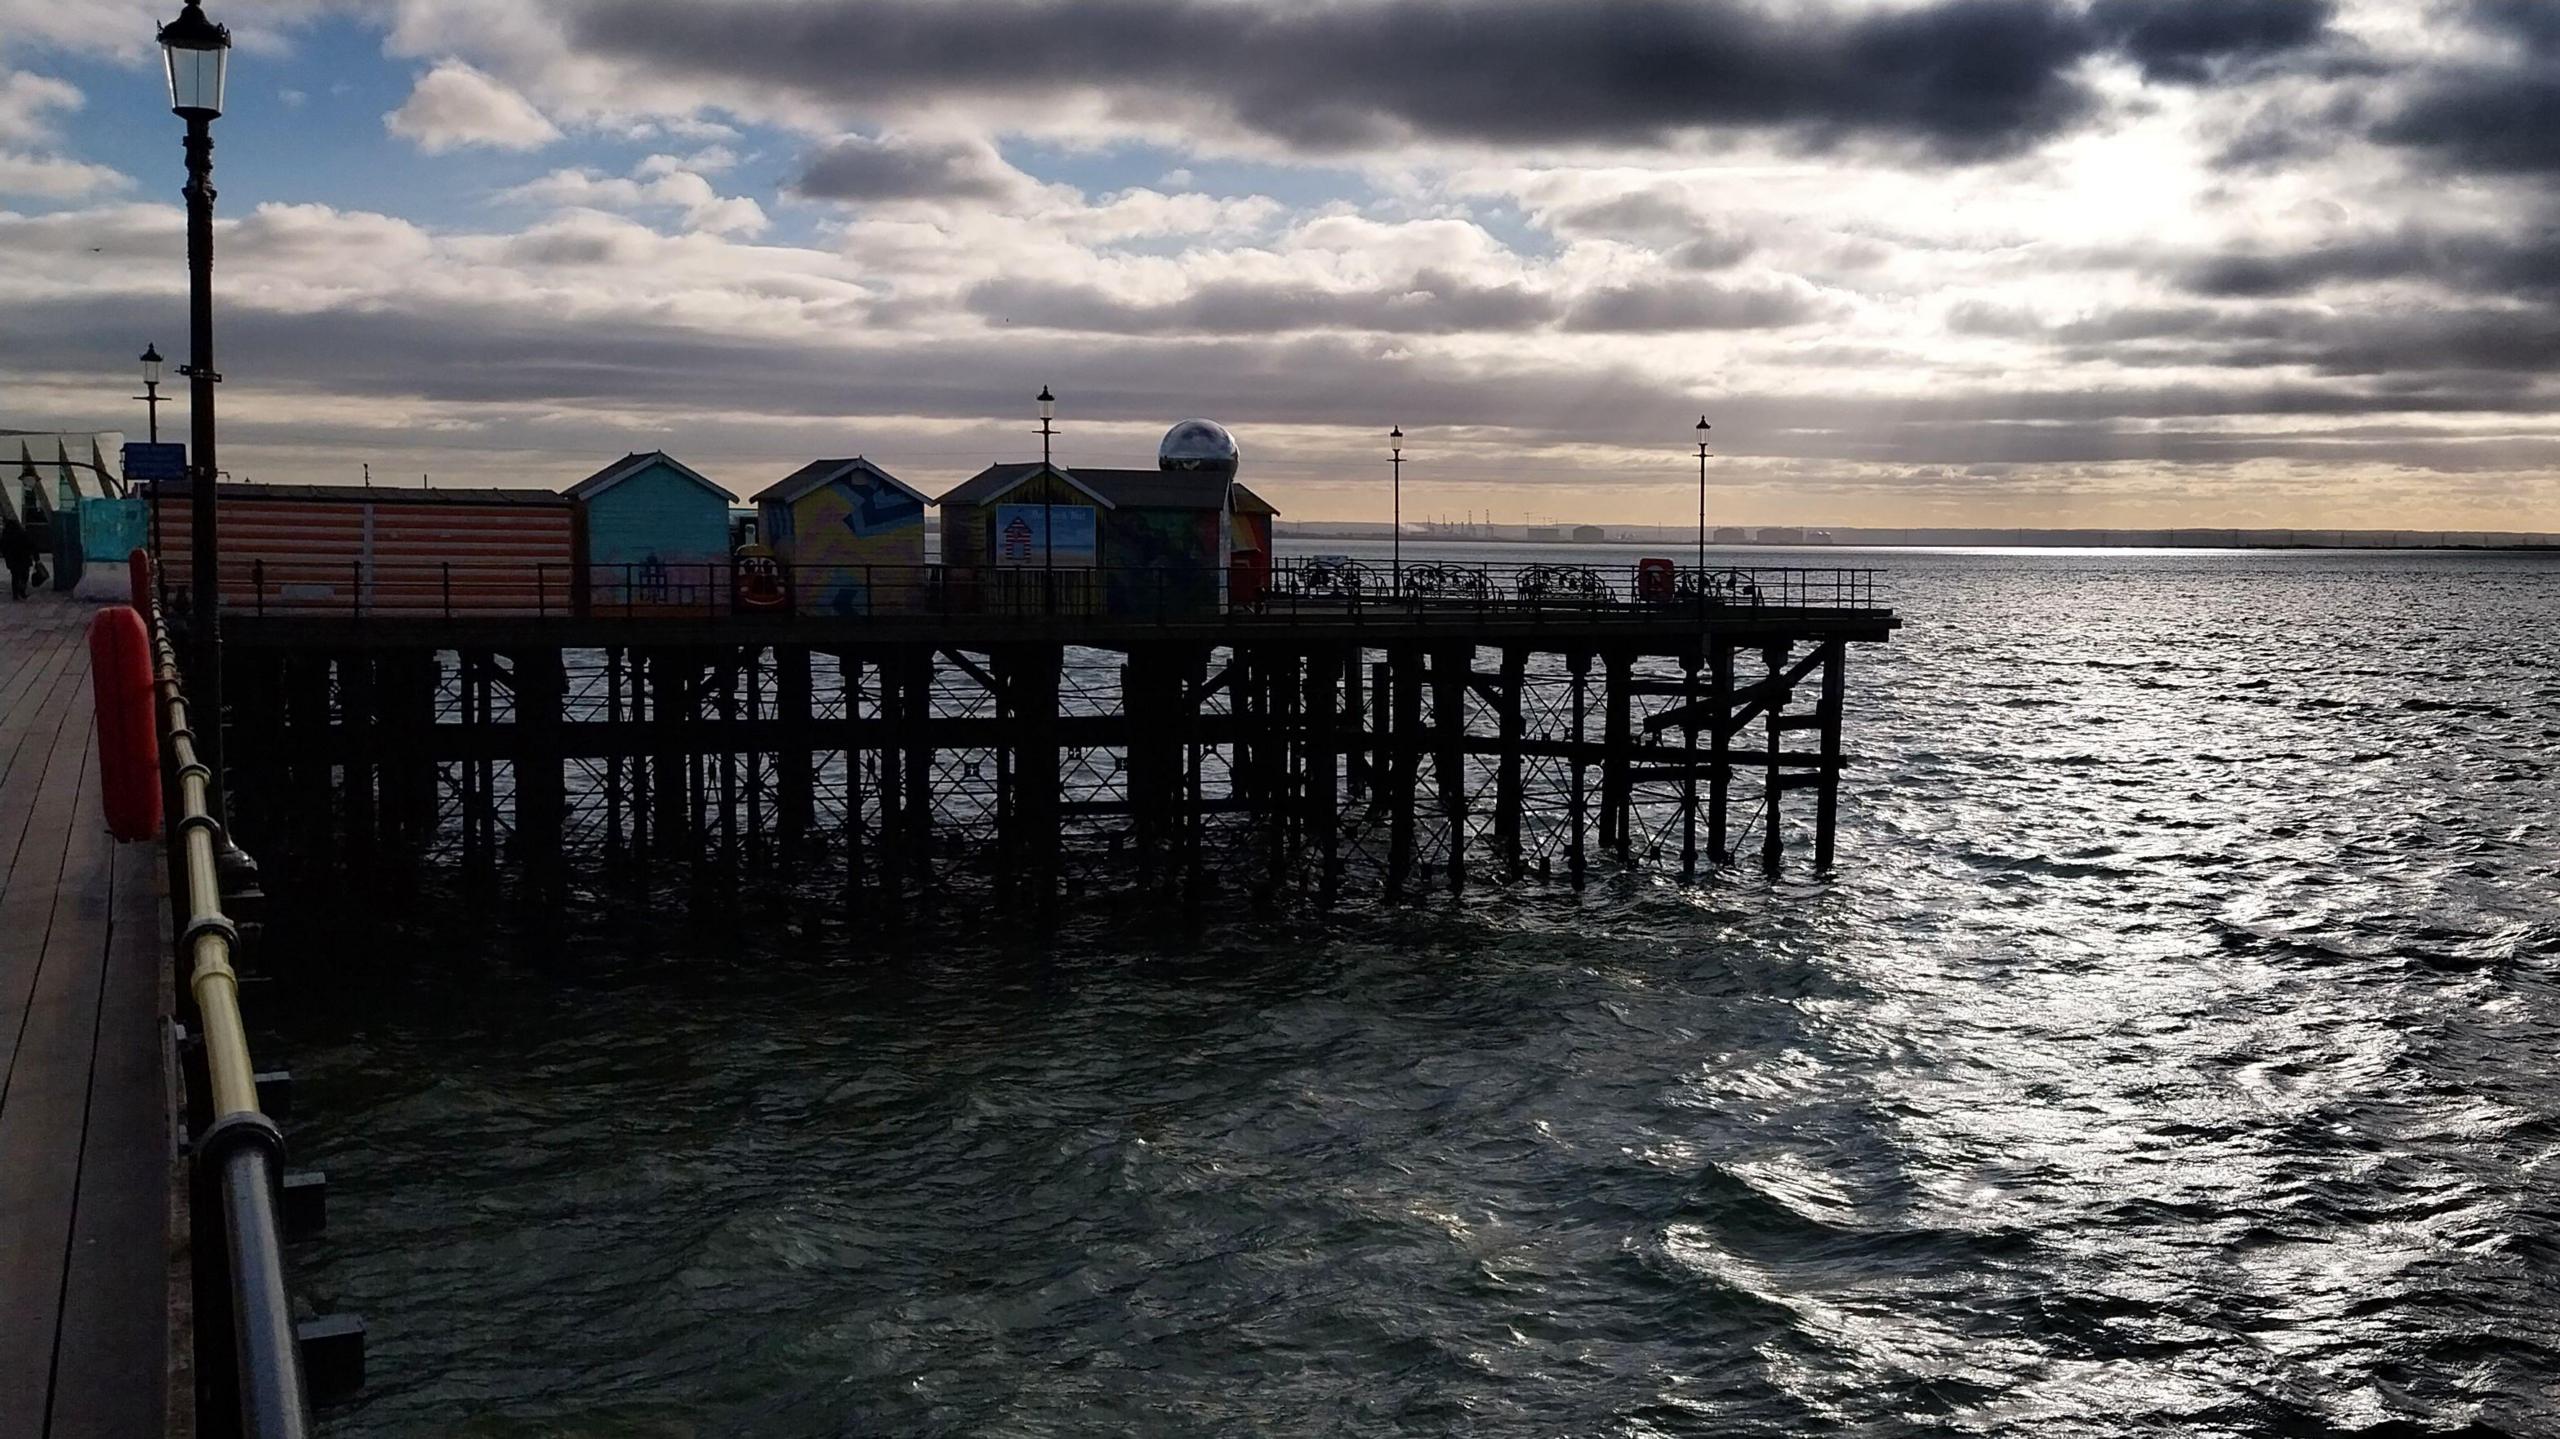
[210,557,1887,623]
[150,599,312,1439]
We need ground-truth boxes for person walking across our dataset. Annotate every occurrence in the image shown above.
[2,512,34,601]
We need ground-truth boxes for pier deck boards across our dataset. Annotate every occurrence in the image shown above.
[0,593,179,1438]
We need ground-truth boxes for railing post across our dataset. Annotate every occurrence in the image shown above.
[253,558,265,619]
[441,562,452,620]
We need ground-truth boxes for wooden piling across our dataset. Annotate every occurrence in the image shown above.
[1816,640,1845,871]
[1495,646,1525,881]
[1432,644,1468,894]
[1708,643,1733,866]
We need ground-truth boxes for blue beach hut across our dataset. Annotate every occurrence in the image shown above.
[568,451,735,613]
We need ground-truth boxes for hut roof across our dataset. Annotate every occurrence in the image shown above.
[753,456,929,507]
[141,480,572,507]
[567,451,733,503]
[939,463,1261,513]
[937,461,1118,510]
[1230,482,1277,516]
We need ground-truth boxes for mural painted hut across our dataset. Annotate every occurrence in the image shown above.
[937,419,1274,619]
[752,457,930,616]
[567,451,734,615]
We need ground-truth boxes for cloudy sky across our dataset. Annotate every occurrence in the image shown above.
[4,0,2556,529]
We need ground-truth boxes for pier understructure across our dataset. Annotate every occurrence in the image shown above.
[210,562,1898,908]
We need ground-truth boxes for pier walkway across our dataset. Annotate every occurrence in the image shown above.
[0,593,179,1437]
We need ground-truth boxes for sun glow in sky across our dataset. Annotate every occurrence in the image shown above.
[4,0,2556,530]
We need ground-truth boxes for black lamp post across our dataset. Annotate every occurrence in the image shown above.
[162,0,230,800]
[1389,425,1404,594]
[1694,415,1712,581]
[1036,385,1056,611]
[135,343,166,444]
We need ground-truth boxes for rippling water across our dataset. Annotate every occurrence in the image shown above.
[269,548,2560,1436]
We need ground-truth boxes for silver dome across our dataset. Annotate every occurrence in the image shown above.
[1158,418,1240,474]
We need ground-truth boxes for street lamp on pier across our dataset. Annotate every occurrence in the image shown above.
[161,0,231,801]
[1694,415,1713,581]
[1037,384,1056,611]
[1390,425,1404,593]
[135,344,166,444]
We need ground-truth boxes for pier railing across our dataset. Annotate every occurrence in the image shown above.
[150,600,323,1436]
[212,557,1882,624]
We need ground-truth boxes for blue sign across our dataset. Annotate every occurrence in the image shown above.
[994,503,1098,568]
[122,442,186,483]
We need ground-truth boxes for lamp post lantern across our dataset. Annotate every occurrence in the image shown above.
[135,343,166,443]
[1389,425,1404,594]
[1036,385,1056,611]
[162,0,231,802]
[1694,415,1712,583]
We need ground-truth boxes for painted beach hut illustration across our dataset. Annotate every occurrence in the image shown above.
[937,419,1276,619]
[752,457,930,616]
[567,451,734,615]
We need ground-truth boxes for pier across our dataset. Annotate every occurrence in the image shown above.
[0,597,177,1437]
[198,558,1898,904]
[1,590,358,1437]
[0,546,1894,1433]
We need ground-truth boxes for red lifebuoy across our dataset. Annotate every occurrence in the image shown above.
[88,606,162,842]
[129,548,153,612]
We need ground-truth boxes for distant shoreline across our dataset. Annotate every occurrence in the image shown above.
[1271,529,2560,553]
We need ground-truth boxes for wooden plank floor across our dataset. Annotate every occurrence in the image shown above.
[0,592,180,1437]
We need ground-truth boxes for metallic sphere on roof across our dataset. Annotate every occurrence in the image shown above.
[1158,418,1240,474]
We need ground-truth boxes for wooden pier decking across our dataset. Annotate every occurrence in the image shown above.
[0,593,182,1438]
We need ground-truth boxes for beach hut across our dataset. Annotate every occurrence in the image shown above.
[752,457,930,616]
[151,482,576,616]
[1229,481,1276,606]
[566,451,734,615]
[936,419,1273,619]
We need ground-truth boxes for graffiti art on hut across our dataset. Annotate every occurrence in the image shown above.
[753,457,931,616]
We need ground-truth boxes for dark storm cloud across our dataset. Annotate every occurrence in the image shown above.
[1562,279,1824,331]
[2050,300,2560,377]
[17,287,2552,479]
[968,271,1820,336]
[791,134,1030,203]
[967,273,1562,335]
[2370,0,2560,175]
[2085,0,2335,84]
[2171,226,2560,299]
[1543,191,1756,267]
[564,0,2322,161]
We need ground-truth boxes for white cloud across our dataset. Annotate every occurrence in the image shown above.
[0,70,80,147]
[0,70,122,198]
[506,162,770,237]
[639,146,739,178]
[385,62,561,154]
[0,149,126,199]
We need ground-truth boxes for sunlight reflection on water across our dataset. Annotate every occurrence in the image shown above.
[274,548,2557,1436]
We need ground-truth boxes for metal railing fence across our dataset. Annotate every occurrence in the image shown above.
[190,556,1883,624]
[150,599,314,1437]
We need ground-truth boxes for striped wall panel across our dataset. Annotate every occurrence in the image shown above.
[152,490,577,616]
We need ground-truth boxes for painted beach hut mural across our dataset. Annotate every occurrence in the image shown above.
[937,461,1115,616]
[752,457,930,616]
[937,419,1276,619]
[567,451,734,615]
